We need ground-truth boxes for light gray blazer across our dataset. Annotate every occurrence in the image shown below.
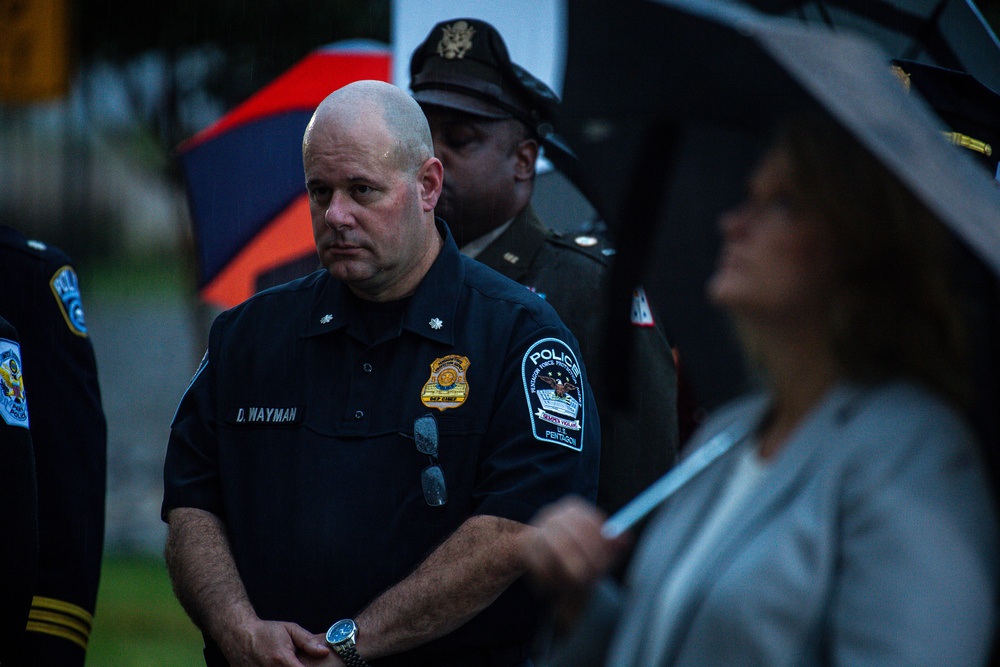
[541,381,998,667]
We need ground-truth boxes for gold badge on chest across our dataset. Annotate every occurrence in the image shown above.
[421,355,471,411]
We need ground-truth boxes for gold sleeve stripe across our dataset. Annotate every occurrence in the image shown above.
[31,596,94,624]
[28,609,92,636]
[25,620,89,650]
[25,597,93,650]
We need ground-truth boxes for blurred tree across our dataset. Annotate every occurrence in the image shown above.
[25,0,389,266]
[75,0,389,146]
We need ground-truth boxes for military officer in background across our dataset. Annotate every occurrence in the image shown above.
[0,225,107,665]
[889,59,1000,523]
[410,19,680,512]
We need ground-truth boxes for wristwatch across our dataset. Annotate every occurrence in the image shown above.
[325,618,372,667]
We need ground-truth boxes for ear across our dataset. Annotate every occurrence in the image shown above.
[417,157,444,212]
[512,139,539,182]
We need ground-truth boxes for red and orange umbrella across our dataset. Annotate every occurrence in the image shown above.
[178,41,391,309]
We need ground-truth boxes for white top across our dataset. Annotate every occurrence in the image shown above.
[639,442,771,666]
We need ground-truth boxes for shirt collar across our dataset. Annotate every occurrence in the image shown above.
[302,219,463,346]
[459,217,515,259]
[401,218,463,345]
[474,206,550,281]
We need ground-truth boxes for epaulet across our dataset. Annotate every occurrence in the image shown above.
[547,230,616,266]
[0,227,87,337]
[0,226,71,266]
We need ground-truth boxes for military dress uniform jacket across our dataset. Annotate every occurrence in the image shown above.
[163,221,600,666]
[474,206,678,512]
[0,314,38,664]
[0,226,106,664]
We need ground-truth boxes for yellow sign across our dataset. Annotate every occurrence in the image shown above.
[0,0,71,102]
[421,355,470,411]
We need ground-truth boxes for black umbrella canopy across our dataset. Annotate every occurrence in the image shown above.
[562,0,1000,272]
[747,0,1000,92]
[558,0,1000,414]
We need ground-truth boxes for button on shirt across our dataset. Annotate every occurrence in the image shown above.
[162,221,599,662]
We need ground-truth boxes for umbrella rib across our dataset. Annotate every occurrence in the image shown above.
[903,0,964,70]
[814,0,835,29]
[819,0,926,35]
[815,0,965,70]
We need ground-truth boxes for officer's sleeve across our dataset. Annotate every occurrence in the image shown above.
[21,262,106,664]
[162,316,224,521]
[470,318,600,524]
[0,318,38,664]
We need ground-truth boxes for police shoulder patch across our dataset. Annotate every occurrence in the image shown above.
[49,265,88,337]
[0,338,29,428]
[522,338,584,451]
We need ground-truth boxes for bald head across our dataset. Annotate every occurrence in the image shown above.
[304,80,434,174]
[301,80,445,302]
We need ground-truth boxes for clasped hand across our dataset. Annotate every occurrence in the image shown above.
[218,617,346,666]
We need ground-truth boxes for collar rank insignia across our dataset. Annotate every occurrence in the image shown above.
[0,339,29,428]
[522,338,584,451]
[437,21,475,59]
[421,355,470,411]
[429,317,443,330]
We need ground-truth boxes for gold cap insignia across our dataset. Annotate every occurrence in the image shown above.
[437,21,475,60]
[421,355,471,411]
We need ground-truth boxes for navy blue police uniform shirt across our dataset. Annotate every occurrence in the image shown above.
[163,220,600,664]
[0,226,106,664]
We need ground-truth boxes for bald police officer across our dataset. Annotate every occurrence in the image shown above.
[410,19,679,512]
[163,81,598,667]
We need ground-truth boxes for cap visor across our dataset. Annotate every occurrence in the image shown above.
[414,89,513,120]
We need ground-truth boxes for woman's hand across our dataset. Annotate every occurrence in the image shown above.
[522,496,631,628]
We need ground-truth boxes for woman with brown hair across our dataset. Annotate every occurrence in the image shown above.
[523,116,998,666]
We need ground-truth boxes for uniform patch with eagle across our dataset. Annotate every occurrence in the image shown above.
[0,338,29,428]
[522,338,585,451]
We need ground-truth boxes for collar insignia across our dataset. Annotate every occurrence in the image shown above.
[421,355,470,411]
[437,21,475,59]
[320,314,333,324]
[429,317,444,330]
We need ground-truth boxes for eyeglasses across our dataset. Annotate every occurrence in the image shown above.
[413,414,447,507]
